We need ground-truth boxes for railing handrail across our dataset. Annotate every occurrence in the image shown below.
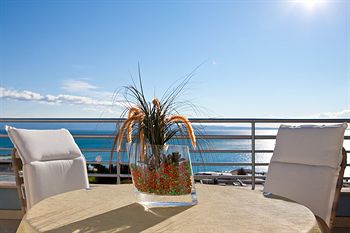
[0,117,349,123]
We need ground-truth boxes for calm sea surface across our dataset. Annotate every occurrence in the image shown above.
[1,122,349,176]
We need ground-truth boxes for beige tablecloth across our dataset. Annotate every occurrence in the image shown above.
[17,184,321,233]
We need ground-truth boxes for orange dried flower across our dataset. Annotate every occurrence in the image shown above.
[152,98,161,110]
[117,113,143,152]
[167,115,196,149]
[126,107,142,142]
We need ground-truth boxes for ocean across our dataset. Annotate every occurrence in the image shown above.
[1,122,349,176]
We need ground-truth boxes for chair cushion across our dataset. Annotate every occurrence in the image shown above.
[271,123,347,168]
[5,126,83,164]
[23,157,89,208]
[264,161,340,225]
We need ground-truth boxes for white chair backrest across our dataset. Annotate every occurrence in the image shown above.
[263,123,347,227]
[6,126,89,209]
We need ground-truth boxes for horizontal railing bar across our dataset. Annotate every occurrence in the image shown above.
[2,158,342,167]
[1,118,349,123]
[194,174,266,179]
[0,148,271,154]
[0,148,12,151]
[2,148,348,154]
[0,134,103,138]
[195,174,250,179]
[0,134,254,140]
[76,135,254,140]
[190,118,350,123]
[86,162,270,167]
[88,173,119,177]
[0,172,14,175]
[1,172,349,182]
[1,159,344,167]
[1,133,348,141]
[255,136,348,140]
[3,148,248,153]
[255,135,276,139]
[256,150,274,153]
[2,149,349,155]
[1,170,346,181]
[104,161,349,166]
[88,174,131,178]
[54,135,116,139]
[192,162,269,166]
[0,160,347,167]
[0,134,253,140]
[83,161,350,167]
[0,160,12,163]
[82,149,113,152]
[0,118,124,123]
[87,161,117,164]
[192,149,251,153]
[83,149,255,153]
[86,174,267,180]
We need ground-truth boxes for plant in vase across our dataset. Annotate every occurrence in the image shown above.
[112,71,198,207]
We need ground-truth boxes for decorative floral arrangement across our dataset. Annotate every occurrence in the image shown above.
[112,69,197,195]
[130,152,193,195]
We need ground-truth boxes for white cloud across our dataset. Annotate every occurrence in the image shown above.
[0,87,122,108]
[0,88,44,101]
[62,80,98,92]
[309,109,350,118]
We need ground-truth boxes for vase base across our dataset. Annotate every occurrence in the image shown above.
[139,200,198,208]
[135,189,198,208]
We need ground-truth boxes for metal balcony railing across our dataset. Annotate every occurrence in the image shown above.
[0,118,349,190]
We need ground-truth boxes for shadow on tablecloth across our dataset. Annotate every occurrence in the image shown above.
[45,203,192,233]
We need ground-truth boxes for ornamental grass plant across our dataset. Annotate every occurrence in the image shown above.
[111,66,199,196]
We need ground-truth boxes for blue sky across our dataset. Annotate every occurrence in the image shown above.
[0,0,349,118]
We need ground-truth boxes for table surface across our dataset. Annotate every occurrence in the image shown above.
[17,184,321,233]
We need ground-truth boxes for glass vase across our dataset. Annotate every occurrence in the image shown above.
[127,143,197,208]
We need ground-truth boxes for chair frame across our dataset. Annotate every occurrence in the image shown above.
[316,147,347,233]
[11,148,27,213]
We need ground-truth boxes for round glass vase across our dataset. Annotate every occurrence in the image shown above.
[127,143,198,208]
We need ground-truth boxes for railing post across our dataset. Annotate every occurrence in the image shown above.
[117,152,121,184]
[251,122,256,190]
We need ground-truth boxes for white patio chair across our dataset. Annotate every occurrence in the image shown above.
[6,126,90,211]
[263,123,347,233]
